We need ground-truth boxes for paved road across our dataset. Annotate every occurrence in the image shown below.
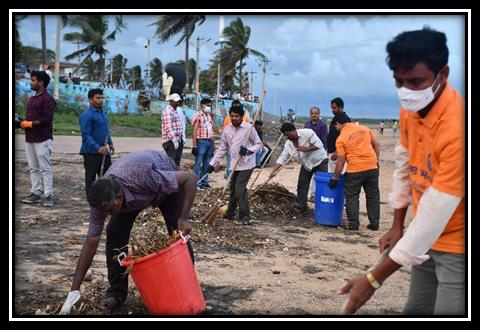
[14,135,194,160]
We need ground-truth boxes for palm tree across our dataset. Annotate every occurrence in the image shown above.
[15,15,28,60]
[106,54,128,84]
[149,58,163,87]
[63,15,126,81]
[222,17,267,93]
[151,15,206,93]
[79,57,100,81]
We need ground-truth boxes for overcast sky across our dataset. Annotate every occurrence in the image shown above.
[17,13,465,119]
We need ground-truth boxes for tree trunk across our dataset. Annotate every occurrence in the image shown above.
[184,32,190,93]
[239,57,243,95]
[41,15,47,63]
[72,52,93,76]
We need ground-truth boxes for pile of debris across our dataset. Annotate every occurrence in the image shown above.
[249,183,300,219]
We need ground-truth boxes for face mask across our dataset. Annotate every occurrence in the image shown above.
[396,75,441,112]
[204,106,211,113]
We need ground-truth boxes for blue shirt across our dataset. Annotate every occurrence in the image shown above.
[304,119,328,150]
[79,105,113,154]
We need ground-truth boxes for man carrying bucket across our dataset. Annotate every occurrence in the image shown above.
[339,27,465,315]
[269,123,328,215]
[328,112,381,231]
[59,150,198,314]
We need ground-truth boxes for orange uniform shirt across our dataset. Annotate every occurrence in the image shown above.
[400,82,465,254]
[223,114,250,128]
[335,123,378,173]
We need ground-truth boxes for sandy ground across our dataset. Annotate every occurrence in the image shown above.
[13,128,413,317]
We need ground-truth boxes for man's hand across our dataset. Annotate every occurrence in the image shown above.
[192,146,198,156]
[20,120,33,129]
[338,275,376,315]
[177,217,192,235]
[328,177,339,189]
[296,145,309,152]
[98,146,109,155]
[239,145,248,156]
[206,165,215,174]
[59,290,81,315]
[379,227,403,252]
[173,139,179,150]
[109,144,115,156]
[330,152,338,161]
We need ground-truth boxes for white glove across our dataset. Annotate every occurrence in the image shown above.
[59,290,81,315]
[172,137,180,150]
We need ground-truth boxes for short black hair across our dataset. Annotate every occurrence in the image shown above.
[331,97,344,108]
[200,98,211,105]
[232,99,242,106]
[87,177,121,208]
[88,88,104,99]
[254,120,263,126]
[386,27,448,76]
[229,104,244,117]
[30,70,50,88]
[280,122,296,133]
[332,112,350,125]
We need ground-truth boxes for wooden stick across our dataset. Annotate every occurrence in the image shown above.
[248,133,284,190]
[99,134,109,178]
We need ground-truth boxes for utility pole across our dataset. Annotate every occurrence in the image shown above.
[249,70,257,97]
[260,58,269,121]
[53,15,61,100]
[216,15,225,104]
[146,38,151,79]
[195,36,210,109]
[273,72,280,118]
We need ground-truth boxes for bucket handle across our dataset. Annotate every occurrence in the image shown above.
[180,232,190,244]
[117,251,127,267]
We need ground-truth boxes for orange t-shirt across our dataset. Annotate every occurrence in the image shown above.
[223,114,250,128]
[400,83,465,254]
[335,123,378,173]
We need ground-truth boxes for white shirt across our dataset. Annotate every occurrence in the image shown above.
[276,128,328,171]
[176,106,187,141]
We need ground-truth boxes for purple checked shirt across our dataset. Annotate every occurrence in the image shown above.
[210,121,263,171]
[87,150,179,237]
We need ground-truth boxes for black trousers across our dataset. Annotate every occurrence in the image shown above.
[344,168,380,227]
[83,153,111,198]
[162,140,184,166]
[296,159,328,210]
[105,188,194,302]
[226,169,254,221]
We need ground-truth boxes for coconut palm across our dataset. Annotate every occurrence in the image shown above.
[63,15,126,81]
[222,17,267,93]
[148,58,163,87]
[151,15,206,93]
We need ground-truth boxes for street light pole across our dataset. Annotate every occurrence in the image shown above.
[216,15,225,104]
[260,58,269,121]
[146,38,151,80]
[53,15,61,100]
[195,36,211,110]
[110,58,114,84]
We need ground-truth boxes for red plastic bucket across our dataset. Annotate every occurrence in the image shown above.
[119,235,205,315]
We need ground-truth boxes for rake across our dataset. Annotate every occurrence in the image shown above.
[203,91,266,225]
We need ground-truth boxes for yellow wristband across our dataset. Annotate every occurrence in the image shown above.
[366,272,381,289]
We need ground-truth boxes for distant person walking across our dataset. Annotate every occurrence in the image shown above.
[79,88,114,198]
[392,120,399,138]
[20,71,56,207]
[161,93,184,166]
[378,121,385,136]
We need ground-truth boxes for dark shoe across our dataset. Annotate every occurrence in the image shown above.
[43,195,55,207]
[22,193,42,204]
[223,213,235,220]
[101,296,124,310]
[297,206,309,215]
[347,222,359,230]
[241,218,252,226]
[367,224,379,231]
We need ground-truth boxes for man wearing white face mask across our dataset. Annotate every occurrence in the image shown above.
[340,27,465,315]
[192,98,215,189]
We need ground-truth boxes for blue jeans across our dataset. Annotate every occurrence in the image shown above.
[193,139,213,186]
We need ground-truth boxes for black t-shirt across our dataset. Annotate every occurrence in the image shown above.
[326,112,351,153]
